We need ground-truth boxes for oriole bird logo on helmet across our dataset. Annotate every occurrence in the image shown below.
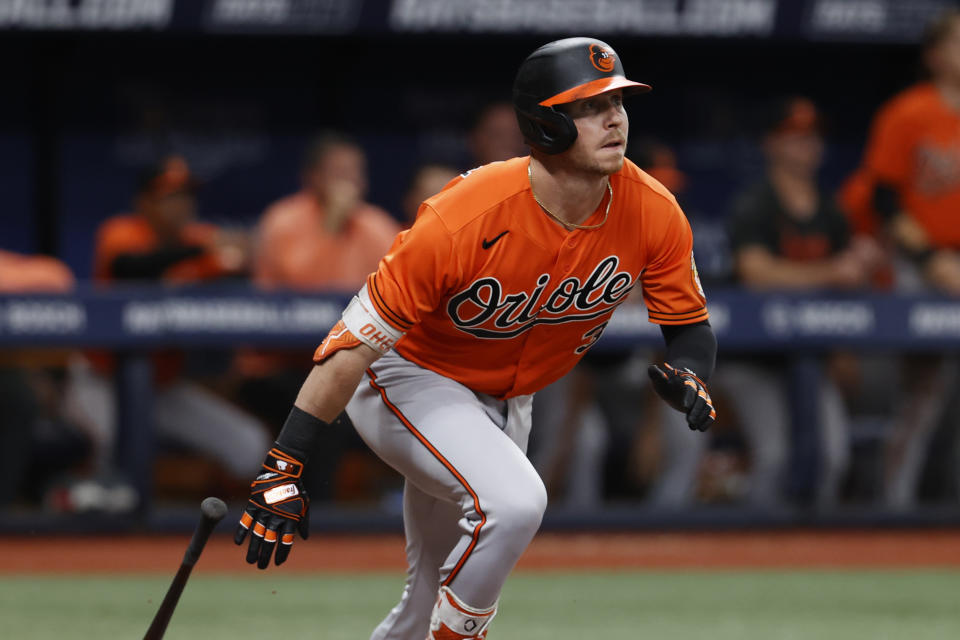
[589,44,616,72]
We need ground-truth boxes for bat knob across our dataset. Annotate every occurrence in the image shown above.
[201,497,228,522]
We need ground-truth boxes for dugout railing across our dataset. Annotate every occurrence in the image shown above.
[2,285,959,532]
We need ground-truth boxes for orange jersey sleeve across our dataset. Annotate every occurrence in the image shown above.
[639,191,708,325]
[93,216,154,280]
[365,205,464,333]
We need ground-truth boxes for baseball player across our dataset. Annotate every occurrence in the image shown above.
[235,37,717,639]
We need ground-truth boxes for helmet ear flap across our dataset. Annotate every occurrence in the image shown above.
[514,94,578,155]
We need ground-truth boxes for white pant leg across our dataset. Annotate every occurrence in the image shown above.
[885,359,957,508]
[530,372,609,508]
[154,381,270,479]
[817,379,851,509]
[370,480,463,640]
[716,363,789,507]
[563,403,609,508]
[62,359,117,474]
[347,353,546,636]
[648,407,707,508]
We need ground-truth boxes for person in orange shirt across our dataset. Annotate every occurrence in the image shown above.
[233,38,716,640]
[0,250,85,507]
[67,156,269,489]
[253,132,401,291]
[840,10,960,509]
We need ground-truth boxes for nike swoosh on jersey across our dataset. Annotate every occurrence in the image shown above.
[481,230,509,250]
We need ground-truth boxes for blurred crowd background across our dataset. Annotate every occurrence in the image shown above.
[3,0,960,527]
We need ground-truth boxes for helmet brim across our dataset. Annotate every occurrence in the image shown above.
[540,76,651,107]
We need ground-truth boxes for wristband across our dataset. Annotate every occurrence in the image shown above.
[275,406,329,459]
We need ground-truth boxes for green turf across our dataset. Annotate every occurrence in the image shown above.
[3,570,959,639]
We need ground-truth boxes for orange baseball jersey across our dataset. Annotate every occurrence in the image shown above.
[93,215,226,283]
[253,190,401,291]
[860,82,960,249]
[0,250,74,293]
[316,156,707,399]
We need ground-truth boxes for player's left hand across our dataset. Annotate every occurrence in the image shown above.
[234,446,310,569]
[648,362,716,431]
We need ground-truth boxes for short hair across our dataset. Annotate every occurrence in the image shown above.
[301,131,361,172]
[136,155,196,198]
[922,9,960,53]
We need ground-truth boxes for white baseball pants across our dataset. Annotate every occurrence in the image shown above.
[346,351,546,640]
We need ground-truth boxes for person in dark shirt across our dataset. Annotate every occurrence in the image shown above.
[719,98,882,508]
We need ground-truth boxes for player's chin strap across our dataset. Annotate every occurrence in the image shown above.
[427,586,498,639]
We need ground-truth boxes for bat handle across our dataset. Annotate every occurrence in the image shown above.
[183,516,217,567]
[144,565,192,640]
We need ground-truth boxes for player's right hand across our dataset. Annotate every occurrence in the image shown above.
[234,446,310,569]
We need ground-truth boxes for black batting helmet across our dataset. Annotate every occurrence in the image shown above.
[513,37,651,155]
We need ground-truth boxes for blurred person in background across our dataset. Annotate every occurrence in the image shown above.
[402,163,460,227]
[92,156,249,283]
[714,98,883,509]
[0,250,92,508]
[65,155,269,503]
[467,101,528,168]
[237,132,400,500]
[251,132,400,291]
[840,10,960,508]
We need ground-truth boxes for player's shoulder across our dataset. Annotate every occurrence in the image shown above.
[877,83,941,123]
[353,202,400,225]
[259,191,314,231]
[423,157,531,233]
[97,214,150,240]
[615,158,683,214]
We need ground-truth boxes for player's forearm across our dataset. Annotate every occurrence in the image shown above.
[110,246,206,280]
[294,344,381,422]
[872,182,930,256]
[737,253,842,289]
[660,321,716,381]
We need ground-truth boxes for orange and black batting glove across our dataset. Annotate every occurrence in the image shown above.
[235,445,310,569]
[648,363,716,432]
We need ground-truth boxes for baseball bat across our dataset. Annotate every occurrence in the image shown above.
[144,496,228,640]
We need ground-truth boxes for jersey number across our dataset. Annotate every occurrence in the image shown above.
[575,321,609,354]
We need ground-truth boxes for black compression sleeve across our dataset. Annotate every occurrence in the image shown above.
[275,406,329,459]
[660,321,717,382]
[109,245,206,280]
[871,182,901,221]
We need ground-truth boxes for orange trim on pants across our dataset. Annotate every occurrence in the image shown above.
[366,368,487,588]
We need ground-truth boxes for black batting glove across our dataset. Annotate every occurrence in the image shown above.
[648,362,716,432]
[234,446,310,569]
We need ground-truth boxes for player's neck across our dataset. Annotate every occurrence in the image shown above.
[528,156,610,228]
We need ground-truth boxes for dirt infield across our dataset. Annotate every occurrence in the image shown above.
[5,530,960,574]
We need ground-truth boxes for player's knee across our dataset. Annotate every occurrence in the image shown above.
[487,475,547,541]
